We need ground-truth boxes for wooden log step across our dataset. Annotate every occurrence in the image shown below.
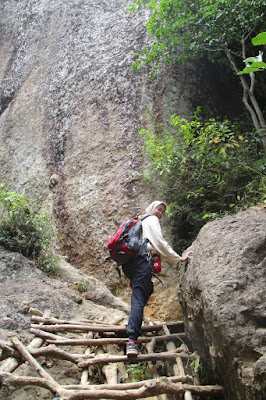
[65,374,193,390]
[78,350,194,368]
[30,321,184,334]
[30,328,68,341]
[28,346,88,363]
[27,347,189,365]
[45,333,186,346]
[65,379,224,399]
[31,316,119,326]
[0,372,224,398]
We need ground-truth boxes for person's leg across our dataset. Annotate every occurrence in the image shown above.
[126,271,153,339]
[123,255,153,355]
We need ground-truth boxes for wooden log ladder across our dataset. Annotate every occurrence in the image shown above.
[0,308,224,400]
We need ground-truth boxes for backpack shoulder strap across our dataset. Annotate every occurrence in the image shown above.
[140,214,152,222]
[139,214,152,245]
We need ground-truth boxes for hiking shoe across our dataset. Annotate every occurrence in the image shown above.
[126,341,139,356]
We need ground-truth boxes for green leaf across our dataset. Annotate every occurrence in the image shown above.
[237,67,261,75]
[252,32,266,46]
[249,61,266,68]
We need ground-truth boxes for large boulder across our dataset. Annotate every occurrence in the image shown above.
[0,247,129,343]
[178,207,266,400]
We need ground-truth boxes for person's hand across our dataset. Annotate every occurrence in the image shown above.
[180,250,192,263]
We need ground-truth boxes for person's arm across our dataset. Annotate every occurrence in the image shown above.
[180,251,191,262]
[142,216,182,265]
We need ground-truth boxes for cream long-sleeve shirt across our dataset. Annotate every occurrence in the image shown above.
[141,215,181,266]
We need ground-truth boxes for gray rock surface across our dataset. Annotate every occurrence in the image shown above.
[0,0,242,287]
[0,246,129,344]
[178,207,266,400]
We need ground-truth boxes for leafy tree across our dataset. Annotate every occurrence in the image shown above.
[140,110,266,249]
[129,0,266,147]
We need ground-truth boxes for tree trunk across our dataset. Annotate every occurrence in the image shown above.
[224,47,266,149]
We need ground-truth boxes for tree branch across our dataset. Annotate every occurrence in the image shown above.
[224,46,266,146]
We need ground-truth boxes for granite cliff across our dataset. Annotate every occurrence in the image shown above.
[0,0,242,287]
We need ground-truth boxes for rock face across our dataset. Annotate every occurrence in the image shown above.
[178,207,266,400]
[0,0,242,287]
[0,246,131,399]
[0,246,129,343]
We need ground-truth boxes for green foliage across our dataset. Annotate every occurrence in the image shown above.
[0,184,60,273]
[129,0,266,72]
[190,357,203,373]
[129,1,266,146]
[189,356,209,383]
[140,110,266,249]
[125,362,149,382]
[252,32,266,46]
[238,32,266,75]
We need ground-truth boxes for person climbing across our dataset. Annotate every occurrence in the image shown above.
[122,200,191,356]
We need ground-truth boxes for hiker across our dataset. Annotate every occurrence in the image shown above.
[123,200,191,356]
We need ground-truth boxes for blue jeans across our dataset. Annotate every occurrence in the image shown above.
[122,254,154,340]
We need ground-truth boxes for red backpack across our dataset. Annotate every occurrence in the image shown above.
[106,215,150,266]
